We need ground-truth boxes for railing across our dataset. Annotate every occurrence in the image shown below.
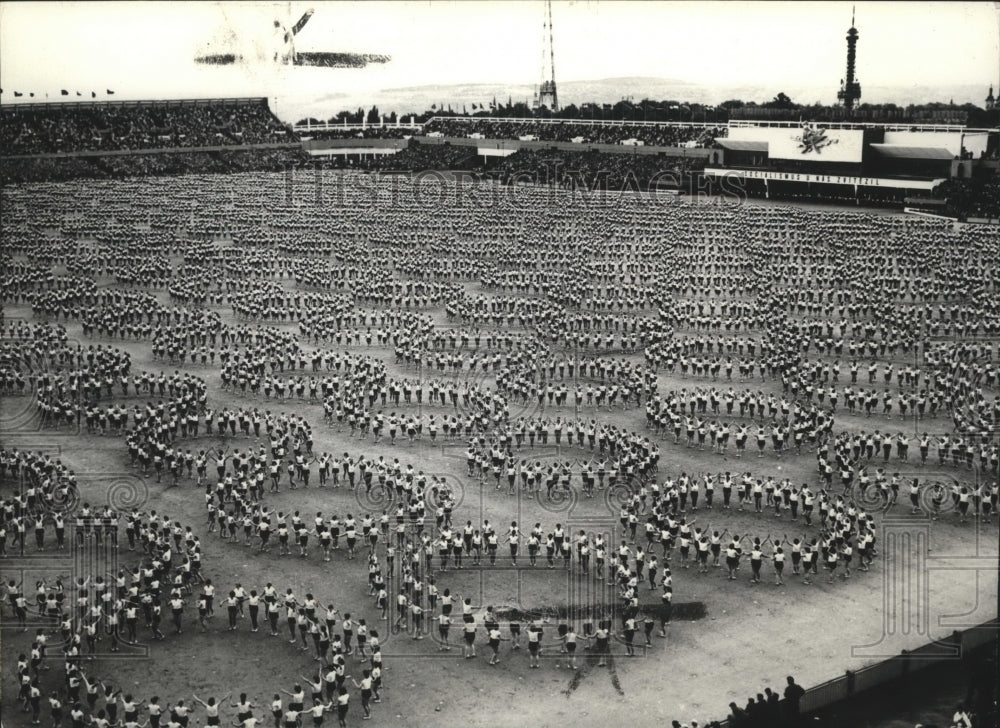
[2,142,301,160]
[292,117,730,133]
[293,116,999,135]
[727,119,995,132]
[296,122,421,132]
[5,102,995,134]
[422,115,727,129]
[710,618,998,727]
[1,97,270,113]
[420,116,994,133]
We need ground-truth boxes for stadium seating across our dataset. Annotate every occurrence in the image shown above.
[363,142,479,171]
[497,148,702,190]
[934,177,1000,219]
[420,117,727,147]
[1,149,311,184]
[4,100,995,220]
[0,99,296,155]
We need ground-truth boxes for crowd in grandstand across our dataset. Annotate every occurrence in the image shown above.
[1,99,295,155]
[360,143,480,172]
[421,117,727,147]
[935,177,1000,220]
[5,100,1000,223]
[497,147,704,190]
[1,149,311,183]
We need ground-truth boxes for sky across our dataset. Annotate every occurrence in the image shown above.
[0,1,996,121]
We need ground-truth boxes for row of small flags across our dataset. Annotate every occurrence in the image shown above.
[0,89,115,98]
[428,98,500,112]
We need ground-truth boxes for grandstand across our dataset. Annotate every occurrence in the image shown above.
[420,117,727,147]
[3,99,1000,218]
[295,115,994,173]
[2,97,297,154]
[0,98,302,183]
[0,97,305,182]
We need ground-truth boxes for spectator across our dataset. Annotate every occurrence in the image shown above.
[727,701,749,728]
[951,704,972,728]
[765,688,781,725]
[782,675,805,726]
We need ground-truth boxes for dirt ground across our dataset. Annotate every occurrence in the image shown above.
[2,214,997,728]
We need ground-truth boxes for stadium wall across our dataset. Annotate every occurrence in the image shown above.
[302,138,406,153]
[710,619,998,728]
[418,136,715,159]
[2,142,302,160]
[298,133,715,159]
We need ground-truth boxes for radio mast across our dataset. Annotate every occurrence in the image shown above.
[533,0,559,112]
[836,6,862,112]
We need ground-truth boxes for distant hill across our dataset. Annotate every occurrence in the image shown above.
[368,77,989,109]
[278,76,990,124]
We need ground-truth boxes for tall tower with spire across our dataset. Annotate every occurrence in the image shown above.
[986,85,996,110]
[837,7,862,112]
[533,0,559,112]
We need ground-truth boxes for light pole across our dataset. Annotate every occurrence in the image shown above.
[995,3,1000,96]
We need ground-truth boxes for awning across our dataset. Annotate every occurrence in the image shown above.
[870,145,954,160]
[716,139,769,152]
[703,168,946,190]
